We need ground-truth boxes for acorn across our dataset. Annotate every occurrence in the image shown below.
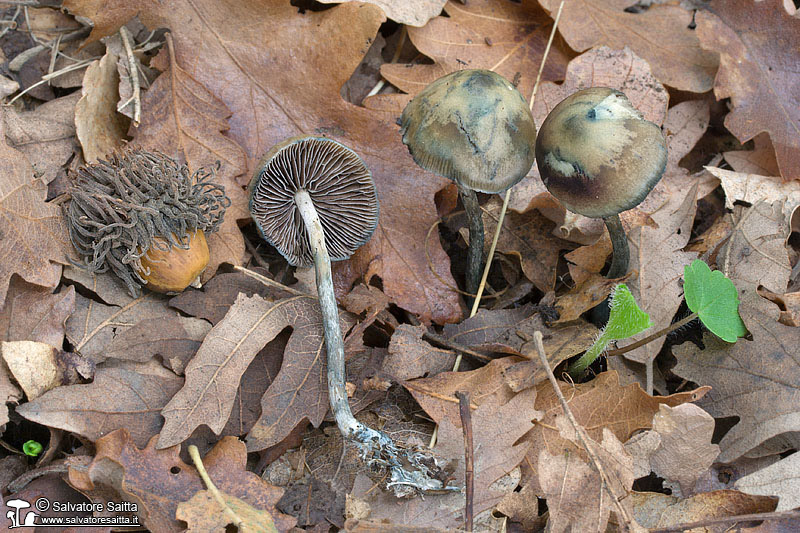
[67,151,230,295]
[137,230,210,293]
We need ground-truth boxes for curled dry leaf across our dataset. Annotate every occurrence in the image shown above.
[0,279,75,348]
[1,340,90,400]
[537,0,718,92]
[384,324,456,381]
[723,133,781,177]
[64,0,462,324]
[698,0,800,180]
[317,0,446,27]
[75,49,127,163]
[17,360,182,448]
[83,430,295,532]
[736,451,800,512]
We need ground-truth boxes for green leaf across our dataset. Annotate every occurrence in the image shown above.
[684,259,747,342]
[23,440,42,457]
[570,284,651,376]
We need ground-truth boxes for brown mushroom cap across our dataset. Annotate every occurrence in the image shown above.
[249,136,379,267]
[400,69,537,194]
[535,87,667,219]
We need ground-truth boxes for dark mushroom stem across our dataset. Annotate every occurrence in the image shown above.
[295,190,458,495]
[603,214,629,279]
[459,184,484,300]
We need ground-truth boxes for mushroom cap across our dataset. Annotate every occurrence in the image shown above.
[249,136,379,267]
[535,87,667,219]
[400,69,536,194]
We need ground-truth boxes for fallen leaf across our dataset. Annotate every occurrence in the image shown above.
[0,279,75,347]
[85,430,295,532]
[723,133,780,177]
[1,476,99,530]
[2,340,90,400]
[129,39,249,281]
[75,49,127,162]
[539,428,636,533]
[352,389,537,529]
[736,451,800,512]
[384,324,456,381]
[694,455,781,495]
[698,0,800,180]
[64,0,463,324]
[554,273,630,323]
[177,489,278,532]
[377,0,570,106]
[63,266,134,307]
[0,361,22,428]
[627,403,720,497]
[0,117,70,304]
[103,315,211,370]
[537,0,718,92]
[318,0,445,26]
[758,288,800,327]
[65,292,174,363]
[510,45,669,214]
[17,360,182,447]
[3,92,82,185]
[630,490,777,531]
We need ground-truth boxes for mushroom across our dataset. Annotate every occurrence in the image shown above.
[535,87,667,278]
[249,136,454,496]
[400,69,537,298]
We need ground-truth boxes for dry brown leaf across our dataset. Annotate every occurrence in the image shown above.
[0,279,74,347]
[523,370,708,490]
[63,266,134,307]
[539,428,636,533]
[176,489,278,532]
[129,42,249,281]
[84,430,295,532]
[103,315,211,370]
[376,0,570,107]
[630,490,777,532]
[3,92,82,185]
[64,0,463,324]
[352,389,538,529]
[626,404,719,497]
[537,0,717,92]
[17,360,182,447]
[705,167,800,234]
[698,0,800,180]
[75,49,127,162]
[555,273,630,323]
[0,118,70,304]
[510,45,669,215]
[759,288,800,327]
[169,269,280,325]
[65,292,174,363]
[0,362,22,428]
[318,0,445,26]
[736,451,800,512]
[1,340,90,400]
[724,133,781,177]
[384,324,456,381]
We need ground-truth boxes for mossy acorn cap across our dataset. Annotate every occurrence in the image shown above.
[535,87,667,219]
[400,69,537,194]
[249,136,379,267]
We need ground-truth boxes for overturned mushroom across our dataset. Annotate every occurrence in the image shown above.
[400,69,537,298]
[536,88,667,278]
[249,136,454,496]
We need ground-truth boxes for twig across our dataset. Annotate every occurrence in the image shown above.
[187,445,244,530]
[46,31,61,81]
[5,57,94,105]
[119,25,141,126]
[531,331,643,533]
[457,391,474,533]
[650,510,800,533]
[421,331,491,362]
[603,312,697,357]
[233,265,310,297]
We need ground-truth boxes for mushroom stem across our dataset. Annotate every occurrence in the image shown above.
[294,189,364,439]
[459,184,484,300]
[603,214,629,279]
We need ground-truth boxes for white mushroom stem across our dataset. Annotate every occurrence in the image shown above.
[295,189,459,496]
[295,189,365,439]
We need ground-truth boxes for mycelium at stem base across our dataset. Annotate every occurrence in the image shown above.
[294,189,456,496]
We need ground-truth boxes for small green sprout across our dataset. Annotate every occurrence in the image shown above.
[23,440,43,457]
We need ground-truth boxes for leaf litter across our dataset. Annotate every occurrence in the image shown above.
[1,0,799,531]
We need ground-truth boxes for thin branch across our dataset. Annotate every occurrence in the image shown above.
[650,510,800,533]
[187,445,244,530]
[233,265,309,297]
[119,25,141,126]
[421,331,492,362]
[531,331,643,533]
[457,391,474,533]
[604,312,697,358]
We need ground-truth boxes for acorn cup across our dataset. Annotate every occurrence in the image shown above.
[66,151,230,295]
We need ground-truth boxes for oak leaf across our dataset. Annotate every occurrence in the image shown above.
[537,0,718,92]
[0,279,75,348]
[75,49,127,162]
[64,0,462,324]
[177,489,278,533]
[736,451,800,512]
[317,0,446,27]
[698,0,800,180]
